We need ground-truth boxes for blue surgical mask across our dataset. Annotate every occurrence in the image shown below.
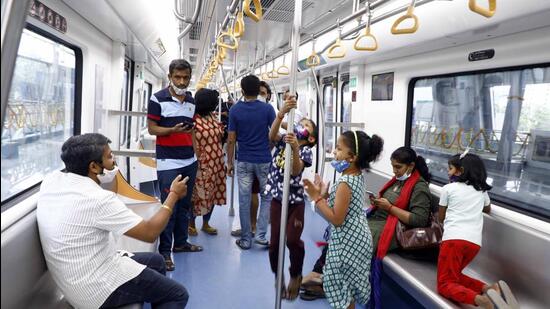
[396,170,411,181]
[294,124,310,140]
[331,160,350,173]
[449,175,460,183]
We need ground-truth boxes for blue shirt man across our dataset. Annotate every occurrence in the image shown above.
[227,75,275,249]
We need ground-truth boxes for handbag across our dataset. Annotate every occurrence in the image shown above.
[395,212,443,250]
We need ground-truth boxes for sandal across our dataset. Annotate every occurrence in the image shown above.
[188,226,198,236]
[201,225,218,235]
[164,256,175,271]
[173,243,203,252]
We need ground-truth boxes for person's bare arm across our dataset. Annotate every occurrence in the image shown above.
[125,175,189,242]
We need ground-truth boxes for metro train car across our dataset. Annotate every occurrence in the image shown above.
[1,0,549,308]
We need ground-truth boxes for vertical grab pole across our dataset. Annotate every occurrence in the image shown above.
[275,0,302,308]
[228,46,238,217]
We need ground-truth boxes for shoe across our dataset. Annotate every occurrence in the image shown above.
[235,239,251,250]
[230,229,241,237]
[164,256,175,271]
[201,225,218,235]
[255,238,269,246]
[188,226,198,236]
[173,243,203,252]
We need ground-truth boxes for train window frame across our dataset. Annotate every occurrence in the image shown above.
[1,23,83,212]
[406,63,550,221]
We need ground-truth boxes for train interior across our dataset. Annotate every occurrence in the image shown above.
[1,0,550,308]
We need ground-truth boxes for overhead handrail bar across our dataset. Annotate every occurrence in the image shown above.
[217,15,239,50]
[233,0,436,81]
[306,38,321,67]
[176,0,203,40]
[276,54,290,75]
[268,60,279,79]
[391,0,419,34]
[469,0,496,18]
[354,1,378,51]
[275,0,302,307]
[327,20,347,58]
[243,0,263,22]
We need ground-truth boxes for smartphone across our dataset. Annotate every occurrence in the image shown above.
[366,190,376,200]
[181,121,194,129]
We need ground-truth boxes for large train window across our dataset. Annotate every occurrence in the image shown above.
[408,64,550,219]
[1,27,81,206]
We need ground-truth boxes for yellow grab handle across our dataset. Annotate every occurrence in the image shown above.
[218,46,226,60]
[216,53,225,64]
[391,6,419,35]
[234,11,245,38]
[217,32,239,50]
[469,0,496,18]
[327,38,346,59]
[354,26,378,51]
[267,70,279,79]
[261,72,270,80]
[244,0,262,23]
[277,65,290,75]
[306,53,320,67]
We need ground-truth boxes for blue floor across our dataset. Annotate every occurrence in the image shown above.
[159,177,424,309]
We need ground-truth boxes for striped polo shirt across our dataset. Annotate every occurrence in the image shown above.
[147,87,196,171]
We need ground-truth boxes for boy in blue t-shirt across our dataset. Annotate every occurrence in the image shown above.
[265,95,318,300]
[227,75,276,249]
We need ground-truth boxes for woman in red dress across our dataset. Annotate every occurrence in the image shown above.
[189,88,226,235]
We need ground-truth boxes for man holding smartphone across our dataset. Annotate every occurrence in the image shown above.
[147,59,202,272]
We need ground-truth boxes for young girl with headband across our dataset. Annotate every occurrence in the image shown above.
[304,130,383,309]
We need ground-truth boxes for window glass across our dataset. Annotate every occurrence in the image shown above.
[410,65,550,218]
[323,84,334,154]
[1,28,77,203]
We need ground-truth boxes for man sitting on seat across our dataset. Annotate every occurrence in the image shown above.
[37,133,189,309]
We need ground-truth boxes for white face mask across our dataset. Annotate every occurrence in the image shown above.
[396,169,411,181]
[171,82,187,96]
[97,165,119,184]
[258,95,267,103]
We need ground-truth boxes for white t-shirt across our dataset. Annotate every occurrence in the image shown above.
[439,182,490,246]
[37,171,145,309]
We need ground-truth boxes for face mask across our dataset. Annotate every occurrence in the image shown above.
[449,175,460,183]
[171,82,187,96]
[331,160,350,173]
[396,169,411,181]
[294,124,310,140]
[258,95,267,103]
[97,165,119,184]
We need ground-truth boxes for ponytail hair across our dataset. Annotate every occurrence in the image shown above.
[390,147,432,183]
[450,153,492,191]
[341,131,384,170]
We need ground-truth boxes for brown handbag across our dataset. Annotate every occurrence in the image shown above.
[395,212,443,250]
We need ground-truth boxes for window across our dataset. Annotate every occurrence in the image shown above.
[372,72,394,101]
[408,64,550,219]
[1,27,81,205]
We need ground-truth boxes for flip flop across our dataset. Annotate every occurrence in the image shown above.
[498,280,519,309]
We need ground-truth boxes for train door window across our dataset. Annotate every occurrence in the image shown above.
[323,84,335,154]
[340,81,351,133]
[1,27,81,205]
[408,64,550,219]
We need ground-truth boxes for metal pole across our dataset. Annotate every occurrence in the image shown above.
[1,0,32,135]
[228,46,239,217]
[309,67,326,179]
[275,0,302,308]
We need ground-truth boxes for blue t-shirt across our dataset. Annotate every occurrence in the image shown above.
[265,135,313,204]
[228,99,275,163]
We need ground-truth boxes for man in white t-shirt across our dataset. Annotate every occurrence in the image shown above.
[37,133,189,309]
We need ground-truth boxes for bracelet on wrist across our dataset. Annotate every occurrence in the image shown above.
[161,204,173,214]
[314,197,324,205]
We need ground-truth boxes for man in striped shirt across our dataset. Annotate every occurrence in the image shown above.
[147,59,202,271]
[37,133,189,308]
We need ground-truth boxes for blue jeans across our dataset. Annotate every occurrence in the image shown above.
[237,161,271,245]
[157,162,198,256]
[100,252,188,308]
